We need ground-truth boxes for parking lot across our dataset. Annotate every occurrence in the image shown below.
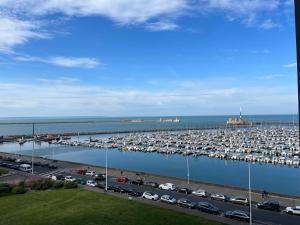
[1,155,300,225]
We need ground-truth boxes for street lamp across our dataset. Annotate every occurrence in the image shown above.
[32,122,35,175]
[105,148,108,191]
[186,153,190,185]
[248,163,252,225]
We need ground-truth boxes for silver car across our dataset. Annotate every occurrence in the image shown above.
[160,195,177,204]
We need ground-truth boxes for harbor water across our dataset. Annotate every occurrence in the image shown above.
[0,115,299,196]
[0,140,299,196]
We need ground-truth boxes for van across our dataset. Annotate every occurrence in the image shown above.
[19,164,32,172]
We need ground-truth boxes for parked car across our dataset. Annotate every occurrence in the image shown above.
[77,169,87,175]
[86,180,97,187]
[97,183,112,190]
[192,189,209,197]
[142,191,159,201]
[159,183,176,191]
[160,195,177,204]
[75,178,86,185]
[51,174,64,181]
[257,200,280,212]
[143,181,159,188]
[85,171,96,176]
[229,196,249,205]
[210,193,228,201]
[177,198,196,209]
[126,189,142,197]
[130,179,144,186]
[116,176,128,183]
[19,164,32,172]
[93,174,106,181]
[96,183,106,189]
[197,202,220,215]
[177,187,192,195]
[64,176,76,182]
[110,185,126,193]
[48,164,58,169]
[225,210,250,222]
[285,206,300,215]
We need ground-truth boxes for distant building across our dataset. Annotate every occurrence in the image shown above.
[227,107,249,126]
[159,117,180,123]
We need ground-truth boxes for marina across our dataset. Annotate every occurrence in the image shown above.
[51,127,300,168]
[0,115,299,196]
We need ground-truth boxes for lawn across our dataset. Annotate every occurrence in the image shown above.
[0,167,8,176]
[0,189,224,225]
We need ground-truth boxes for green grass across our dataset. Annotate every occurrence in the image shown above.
[0,189,224,225]
[0,167,8,176]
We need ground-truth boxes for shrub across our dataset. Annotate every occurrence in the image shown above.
[0,168,8,176]
[64,181,78,189]
[52,181,64,189]
[28,178,53,190]
[0,184,11,197]
[11,186,27,194]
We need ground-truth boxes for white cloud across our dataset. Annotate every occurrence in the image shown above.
[256,74,284,80]
[250,49,271,54]
[203,0,279,14]
[259,19,280,29]
[284,62,297,68]
[145,21,179,31]
[201,0,280,27]
[1,0,188,25]
[0,16,48,53]
[15,55,101,69]
[0,79,296,117]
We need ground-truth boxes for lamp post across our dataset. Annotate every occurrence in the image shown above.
[187,154,190,185]
[105,148,108,191]
[32,122,35,175]
[294,0,300,144]
[249,163,252,225]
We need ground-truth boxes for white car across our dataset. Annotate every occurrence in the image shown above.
[86,180,97,187]
[229,196,249,205]
[142,191,159,201]
[158,183,176,191]
[210,193,228,201]
[192,189,208,197]
[160,195,177,204]
[64,176,76,182]
[85,171,96,176]
[285,206,300,215]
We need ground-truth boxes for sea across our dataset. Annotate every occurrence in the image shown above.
[0,115,299,196]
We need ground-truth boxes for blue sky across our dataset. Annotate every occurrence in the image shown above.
[0,0,298,117]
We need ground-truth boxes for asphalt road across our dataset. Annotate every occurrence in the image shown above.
[55,169,300,225]
[1,158,299,225]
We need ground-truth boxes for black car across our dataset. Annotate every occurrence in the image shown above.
[197,202,220,215]
[48,164,58,169]
[177,198,197,209]
[94,174,106,181]
[97,183,113,190]
[126,189,142,197]
[55,174,65,181]
[96,183,106,189]
[110,185,126,193]
[177,187,192,195]
[257,200,280,212]
[225,210,250,222]
[130,179,144,186]
[143,181,159,188]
